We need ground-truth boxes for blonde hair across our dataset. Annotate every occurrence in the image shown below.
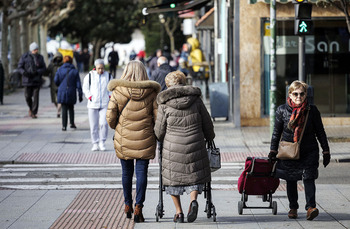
[121,60,148,81]
[165,70,187,88]
[288,80,308,94]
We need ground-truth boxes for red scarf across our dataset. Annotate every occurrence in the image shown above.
[287,97,308,142]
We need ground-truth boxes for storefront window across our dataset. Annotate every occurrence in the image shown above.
[262,18,350,116]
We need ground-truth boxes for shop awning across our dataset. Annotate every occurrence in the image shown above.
[195,7,214,30]
[249,0,318,4]
[142,0,211,15]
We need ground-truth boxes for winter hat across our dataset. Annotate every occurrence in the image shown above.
[94,59,104,66]
[29,42,39,51]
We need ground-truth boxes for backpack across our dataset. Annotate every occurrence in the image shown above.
[89,72,111,89]
[24,54,37,76]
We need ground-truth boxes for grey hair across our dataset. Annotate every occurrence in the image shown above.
[157,56,168,65]
[94,58,104,66]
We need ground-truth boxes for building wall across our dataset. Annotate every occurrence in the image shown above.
[239,1,350,126]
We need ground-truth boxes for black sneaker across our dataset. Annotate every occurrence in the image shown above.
[70,124,77,129]
[187,200,198,223]
[62,127,67,131]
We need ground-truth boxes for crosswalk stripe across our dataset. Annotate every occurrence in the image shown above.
[0,163,244,190]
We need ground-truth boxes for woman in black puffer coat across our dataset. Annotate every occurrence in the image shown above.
[269,80,330,221]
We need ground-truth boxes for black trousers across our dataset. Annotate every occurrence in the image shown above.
[61,103,74,128]
[109,64,116,78]
[287,179,316,210]
[25,86,40,115]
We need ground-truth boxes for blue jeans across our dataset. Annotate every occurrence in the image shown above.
[120,159,149,207]
[287,179,316,210]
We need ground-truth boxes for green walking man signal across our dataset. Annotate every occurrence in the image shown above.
[299,21,307,32]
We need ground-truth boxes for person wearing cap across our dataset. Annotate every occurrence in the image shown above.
[17,42,47,118]
[82,59,111,151]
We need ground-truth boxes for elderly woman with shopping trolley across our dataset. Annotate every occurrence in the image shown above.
[269,80,331,221]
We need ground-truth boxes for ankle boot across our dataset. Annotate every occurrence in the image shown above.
[124,205,133,219]
[134,204,145,223]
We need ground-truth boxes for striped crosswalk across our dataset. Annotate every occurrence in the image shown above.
[0,163,245,190]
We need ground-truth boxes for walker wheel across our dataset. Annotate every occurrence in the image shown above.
[238,201,243,215]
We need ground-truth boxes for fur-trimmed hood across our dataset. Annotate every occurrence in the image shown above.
[108,79,161,100]
[108,79,160,92]
[157,85,202,110]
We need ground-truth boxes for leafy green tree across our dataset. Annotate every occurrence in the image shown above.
[49,0,142,63]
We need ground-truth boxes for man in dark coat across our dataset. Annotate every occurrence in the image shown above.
[149,56,173,91]
[18,42,47,118]
[108,47,119,79]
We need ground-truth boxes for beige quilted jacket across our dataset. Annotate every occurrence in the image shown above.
[106,79,161,160]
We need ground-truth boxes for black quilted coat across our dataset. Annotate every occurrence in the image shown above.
[270,103,329,181]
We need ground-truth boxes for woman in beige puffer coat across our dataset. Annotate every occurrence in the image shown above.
[106,60,161,223]
[154,70,215,223]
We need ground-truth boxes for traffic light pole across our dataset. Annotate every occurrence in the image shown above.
[298,36,305,82]
[269,0,276,136]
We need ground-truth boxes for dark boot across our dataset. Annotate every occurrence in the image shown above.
[124,205,133,219]
[134,204,145,223]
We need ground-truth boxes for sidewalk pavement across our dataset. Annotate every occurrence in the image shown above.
[0,77,350,229]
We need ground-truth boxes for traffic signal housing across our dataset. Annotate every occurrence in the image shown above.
[293,2,313,35]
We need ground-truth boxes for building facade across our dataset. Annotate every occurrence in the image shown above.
[238,0,350,126]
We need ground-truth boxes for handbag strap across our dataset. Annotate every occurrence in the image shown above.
[297,106,310,143]
[207,140,216,149]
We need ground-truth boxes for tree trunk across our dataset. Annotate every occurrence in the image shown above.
[20,17,29,55]
[10,18,21,73]
[39,23,49,66]
[1,12,10,88]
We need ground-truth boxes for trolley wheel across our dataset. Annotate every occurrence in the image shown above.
[272,201,277,215]
[238,201,244,215]
[155,208,159,222]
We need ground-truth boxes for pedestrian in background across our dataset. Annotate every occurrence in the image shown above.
[17,42,47,119]
[82,59,111,151]
[150,56,172,91]
[106,60,161,223]
[46,52,63,118]
[74,48,84,73]
[82,48,90,72]
[147,49,162,77]
[54,56,83,131]
[154,70,215,223]
[108,46,119,79]
[269,80,331,221]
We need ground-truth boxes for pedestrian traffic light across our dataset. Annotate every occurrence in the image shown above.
[293,2,313,35]
[295,20,313,35]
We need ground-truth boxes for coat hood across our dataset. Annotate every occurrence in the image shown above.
[187,37,200,50]
[157,85,201,109]
[107,79,161,100]
[53,52,63,63]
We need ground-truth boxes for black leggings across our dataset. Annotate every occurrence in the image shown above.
[61,103,74,128]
